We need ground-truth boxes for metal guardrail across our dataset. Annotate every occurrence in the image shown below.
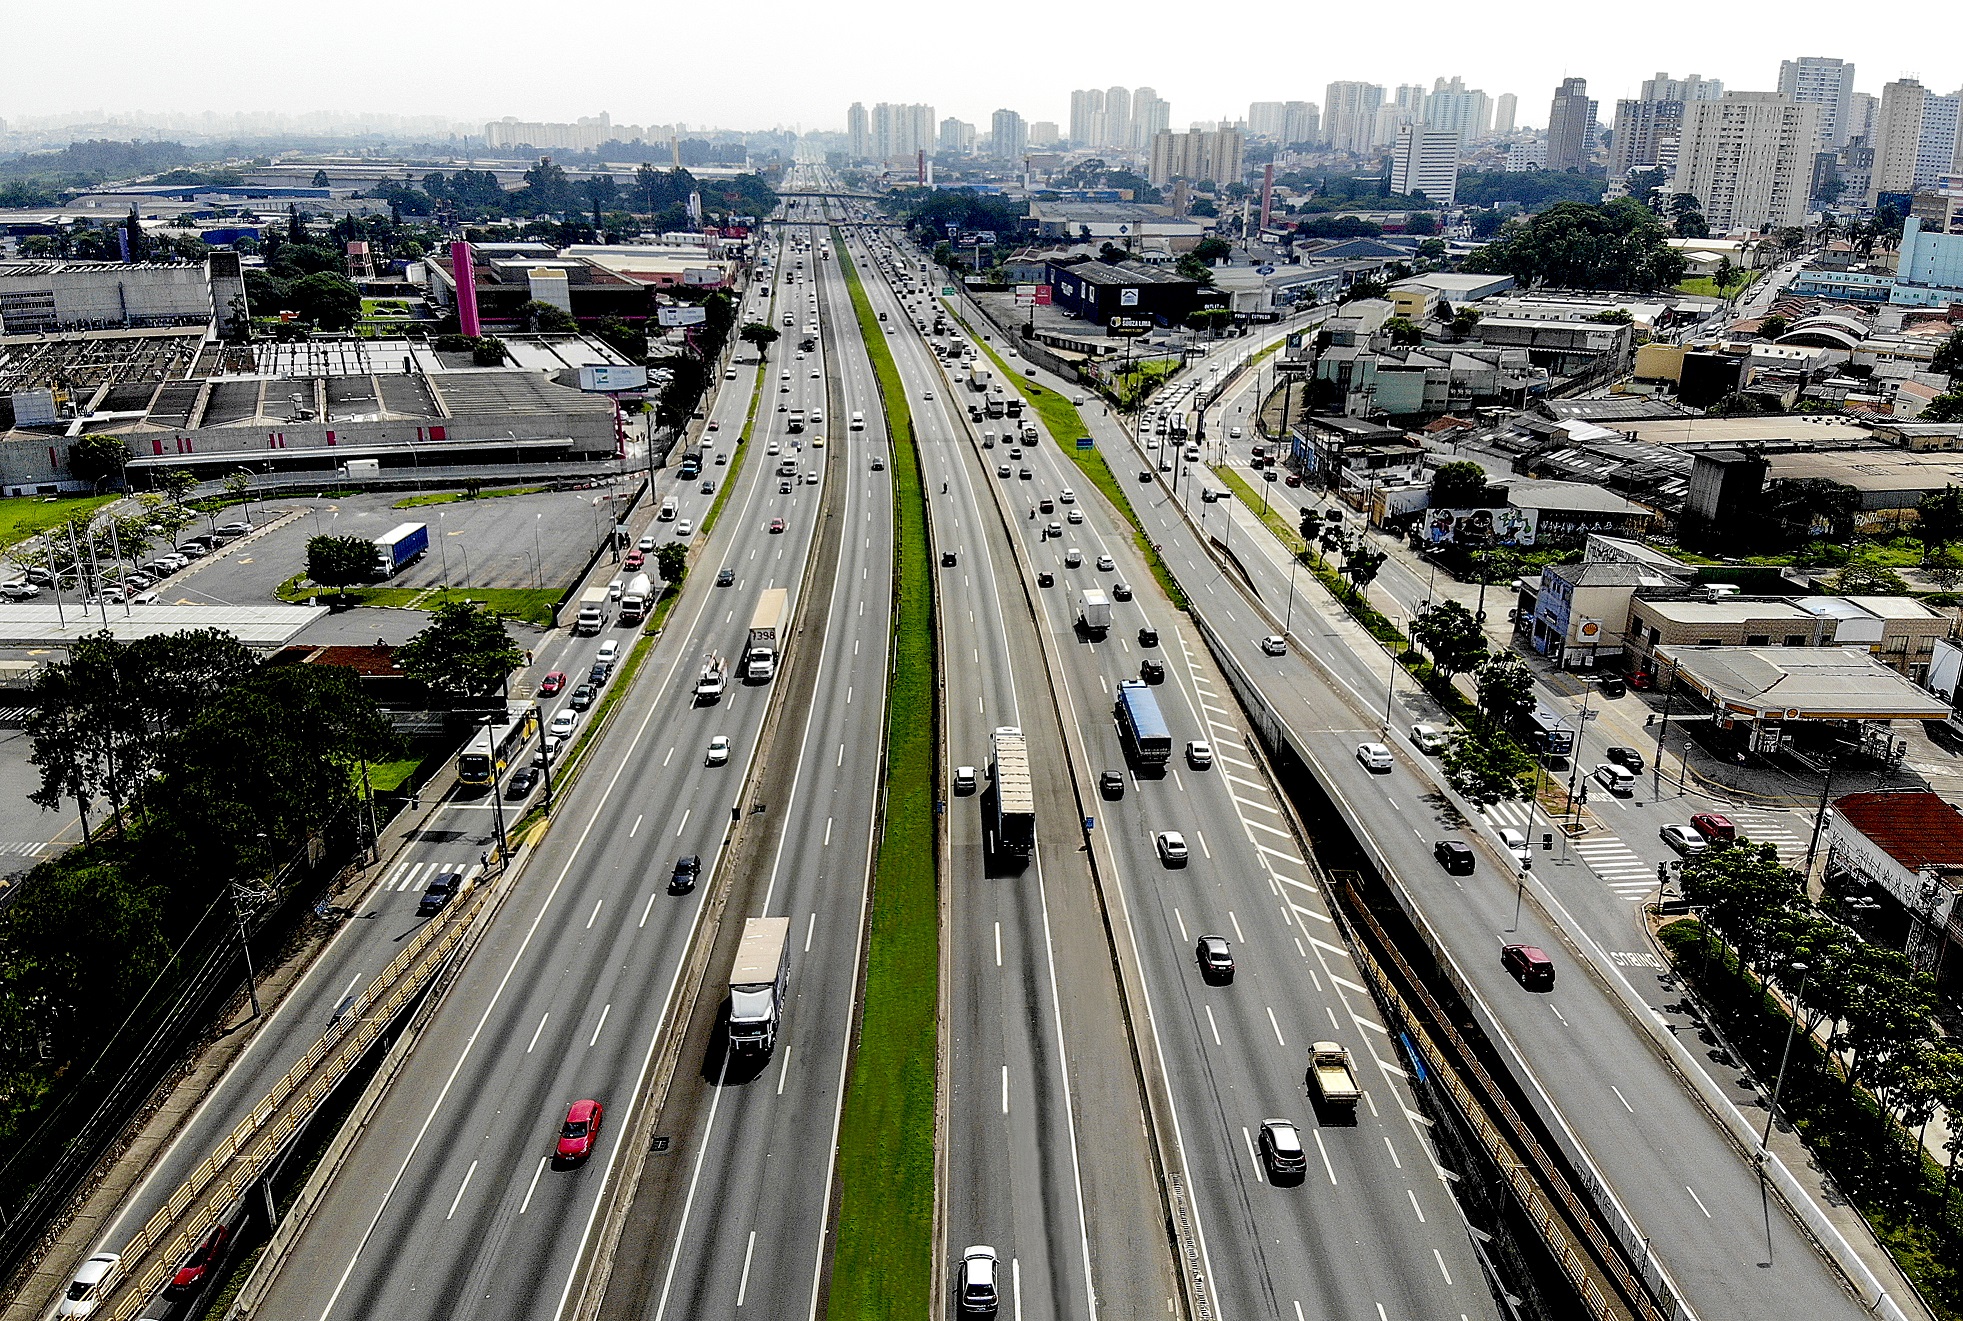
[91,874,492,1321]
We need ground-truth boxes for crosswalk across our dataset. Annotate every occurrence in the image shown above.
[1727,808,1809,858]
[0,840,52,859]
[373,858,484,902]
[1479,800,1815,904]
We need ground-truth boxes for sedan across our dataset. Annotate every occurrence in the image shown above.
[717,567,736,586]
[164,1222,230,1300]
[637,534,657,552]
[1186,740,1214,769]
[1410,723,1450,755]
[1498,827,1531,866]
[569,684,595,712]
[506,765,540,798]
[56,1253,120,1319]
[549,709,578,739]
[1196,934,1235,982]
[670,854,701,893]
[1605,745,1645,772]
[706,735,732,766]
[957,1245,1000,1316]
[1155,831,1189,865]
[555,1098,604,1162]
[811,369,821,378]
[923,389,935,400]
[676,519,695,536]
[1659,824,1707,856]
[701,480,716,494]
[1258,1119,1308,1180]
[1059,488,1075,503]
[1355,742,1393,772]
[1111,581,1132,601]
[997,464,1011,478]
[1139,470,1154,482]
[416,870,462,917]
[1099,770,1125,799]
[1019,468,1033,480]
[769,518,786,534]
[539,671,567,696]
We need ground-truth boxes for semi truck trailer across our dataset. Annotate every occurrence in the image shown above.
[989,726,1036,855]
[728,917,791,1054]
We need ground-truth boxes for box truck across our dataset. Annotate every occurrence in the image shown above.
[728,917,791,1054]
[746,587,788,681]
[989,726,1036,856]
[575,586,611,635]
[1077,589,1111,636]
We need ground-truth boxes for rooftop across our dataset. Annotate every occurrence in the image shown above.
[1502,478,1646,516]
[1054,259,1197,288]
[1656,645,1952,721]
[1831,791,1963,873]
[0,604,327,650]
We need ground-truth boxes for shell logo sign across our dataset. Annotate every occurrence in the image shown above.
[1576,618,1603,640]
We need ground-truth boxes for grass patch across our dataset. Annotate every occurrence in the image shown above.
[391,486,548,509]
[276,581,560,627]
[0,493,118,549]
[956,316,1188,610]
[829,233,938,1321]
[1657,919,1963,1318]
[701,382,762,538]
[364,757,421,793]
[1674,270,1762,299]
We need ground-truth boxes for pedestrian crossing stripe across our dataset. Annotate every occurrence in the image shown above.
[380,860,484,892]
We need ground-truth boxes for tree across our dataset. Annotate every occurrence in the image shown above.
[68,434,129,487]
[471,336,507,367]
[1475,656,1535,733]
[740,322,780,360]
[1381,316,1423,347]
[1191,236,1233,264]
[396,601,523,703]
[1412,600,1489,682]
[1462,198,1685,291]
[1931,329,1963,382]
[289,272,360,331]
[1752,477,1860,546]
[1771,226,1807,259]
[122,206,148,262]
[1923,546,1963,591]
[1405,211,1438,237]
[1442,727,1533,805]
[1591,307,1634,324]
[1668,192,1709,239]
[655,541,687,587]
[1681,841,1803,973]
[1923,393,1963,424]
[517,299,577,333]
[306,535,377,595]
[1429,460,1491,509]
[1711,257,1735,299]
[1758,314,1789,341]
[1624,167,1670,209]
[1339,278,1388,304]
[1449,306,1483,337]
[1917,485,1963,553]
[311,169,331,189]
[1829,562,1908,595]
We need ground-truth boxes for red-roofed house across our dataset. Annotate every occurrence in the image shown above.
[1822,790,1963,977]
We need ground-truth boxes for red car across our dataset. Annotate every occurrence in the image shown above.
[768,518,786,534]
[164,1222,230,1299]
[539,671,566,696]
[556,1098,604,1162]
[1690,812,1736,844]
[623,550,646,570]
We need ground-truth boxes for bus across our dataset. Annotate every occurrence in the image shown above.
[458,706,540,787]
[1525,705,1575,764]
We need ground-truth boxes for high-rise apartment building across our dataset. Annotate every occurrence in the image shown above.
[1149,127,1244,188]
[1104,86,1132,148]
[1425,77,1492,139]
[1871,79,1962,202]
[1248,102,1287,138]
[1283,101,1320,146]
[1640,72,1723,104]
[938,118,975,155]
[1390,125,1462,204]
[991,109,1028,161]
[1494,93,1519,134]
[1608,98,1685,177]
[1671,92,1820,230]
[1029,121,1060,148]
[1372,84,1427,148]
[1131,88,1170,149]
[847,102,870,159]
[1545,78,1597,171]
[1323,81,1385,155]
[872,103,935,161]
[1777,56,1857,149]
[1070,89,1105,147]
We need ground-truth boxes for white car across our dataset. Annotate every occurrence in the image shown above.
[1067,508,1084,524]
[706,735,732,766]
[811,369,821,378]
[57,1252,120,1318]
[1064,548,1083,567]
[1355,742,1393,772]
[923,389,935,400]
[1059,488,1076,503]
[1260,635,1288,656]
[1498,827,1531,865]
[1593,763,1636,796]
[596,640,621,664]
[1186,740,1214,768]
[549,710,578,739]
[676,519,694,536]
[1155,831,1190,864]
[637,534,657,553]
[1096,554,1115,571]
[768,440,781,455]
[1410,723,1450,755]
[608,576,626,600]
[1229,426,1243,439]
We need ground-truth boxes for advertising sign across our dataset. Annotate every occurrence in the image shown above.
[578,365,651,392]
[1106,316,1152,338]
[1422,506,1538,547]
[658,305,708,327]
[1120,288,1140,307]
[1015,284,1038,307]
[1033,284,1052,306]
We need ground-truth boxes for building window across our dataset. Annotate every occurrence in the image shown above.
[1745,635,1769,646]
[1698,638,1722,646]
[1784,635,1807,646]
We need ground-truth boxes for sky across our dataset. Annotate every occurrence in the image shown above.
[4,0,1953,136]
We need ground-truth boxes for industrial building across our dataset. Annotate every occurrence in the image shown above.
[0,253,246,336]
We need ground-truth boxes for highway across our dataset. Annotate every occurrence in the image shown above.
[592,191,897,1321]
[861,210,1496,1321]
[248,216,845,1321]
[1026,308,1873,1319]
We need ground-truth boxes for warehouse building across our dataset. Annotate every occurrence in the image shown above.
[1044,258,1207,327]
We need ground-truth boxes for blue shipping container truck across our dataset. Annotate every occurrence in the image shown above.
[1115,680,1172,764]
[373,522,429,578]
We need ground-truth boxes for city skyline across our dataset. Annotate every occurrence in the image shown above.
[2,0,1955,139]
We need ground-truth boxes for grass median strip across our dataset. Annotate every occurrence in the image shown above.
[829,234,937,1321]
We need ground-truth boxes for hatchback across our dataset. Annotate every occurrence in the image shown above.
[1099,770,1125,799]
[507,766,539,798]
[1259,1119,1308,1180]
[953,766,977,794]
[1140,658,1165,683]
[556,1099,604,1162]
[670,854,701,893]
[549,710,578,739]
[1112,581,1133,601]
[1186,740,1213,768]
[622,550,645,571]
[1065,548,1083,567]
[56,1253,120,1319]
[638,534,657,553]
[1196,935,1235,981]
[1606,745,1645,772]
[570,684,595,711]
[417,870,462,917]
[769,518,786,534]
[164,1223,230,1300]
[706,735,732,765]
[1068,508,1085,524]
[539,671,567,696]
[1502,944,1557,990]
[717,567,736,586]
[1260,635,1288,656]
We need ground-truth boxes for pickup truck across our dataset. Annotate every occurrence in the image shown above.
[1307,1041,1361,1111]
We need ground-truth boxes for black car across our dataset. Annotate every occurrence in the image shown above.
[1433,840,1475,875]
[1037,571,1053,587]
[1019,468,1033,480]
[1196,935,1235,982]
[1099,770,1125,799]
[670,854,701,893]
[589,662,611,686]
[507,766,540,798]
[1139,626,1159,647]
[717,567,736,586]
[1139,470,1154,482]
[570,684,595,711]
[1606,745,1645,772]
[1140,658,1166,683]
[942,550,958,566]
[417,871,462,916]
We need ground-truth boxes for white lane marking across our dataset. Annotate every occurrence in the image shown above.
[995,922,1002,968]
[1173,907,1189,942]
[676,809,690,836]
[806,912,817,952]
[1384,1135,1402,1168]
[445,1160,477,1220]
[1204,1004,1222,1046]
[1002,1066,1010,1114]
[640,893,657,928]
[519,1156,547,1214]
[1196,830,1211,859]
[1228,911,1245,943]
[586,899,603,930]
[1242,1127,1265,1183]
[737,1230,758,1306]
[1407,1188,1426,1222]
[1687,1185,1712,1217]
[630,814,643,838]
[526,1013,549,1054]
[1313,1130,1337,1185]
[1433,1249,1453,1284]
[588,1002,611,1047]
[1611,1085,1634,1113]
[1267,1007,1287,1047]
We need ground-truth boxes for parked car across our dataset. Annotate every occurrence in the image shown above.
[1410,723,1450,755]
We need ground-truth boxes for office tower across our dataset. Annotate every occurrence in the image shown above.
[1391,125,1462,204]
[1608,98,1685,177]
[991,109,1028,161]
[1283,101,1320,146]
[1871,79,1962,201]
[1494,93,1518,134]
[1248,102,1287,138]
[1104,86,1132,148]
[1070,89,1105,147]
[1672,92,1821,230]
[1323,81,1385,155]
[1640,72,1723,104]
[1130,88,1170,149]
[847,102,870,159]
[1545,78,1597,170]
[1426,77,1492,139]
[1149,126,1244,188]
[1778,56,1857,148]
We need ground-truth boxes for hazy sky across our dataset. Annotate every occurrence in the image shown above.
[5,0,1952,135]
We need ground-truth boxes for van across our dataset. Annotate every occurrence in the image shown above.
[595,640,620,665]
[659,497,678,521]
[850,411,866,430]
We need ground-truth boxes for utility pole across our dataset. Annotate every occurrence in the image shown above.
[1802,756,1837,877]
[231,882,263,1019]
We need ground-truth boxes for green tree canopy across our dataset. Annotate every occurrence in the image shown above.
[68,434,129,486]
[1462,199,1685,292]
[740,322,780,358]
[655,541,687,587]
[1916,485,1963,552]
[1931,329,1963,381]
[1412,600,1489,681]
[307,535,377,594]
[517,299,577,333]
[1382,316,1423,347]
[396,601,524,702]
[1429,460,1491,508]
[289,272,360,331]
[1442,727,1533,804]
[1475,656,1535,733]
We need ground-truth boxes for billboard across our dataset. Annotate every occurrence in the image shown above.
[658,305,708,327]
[1422,506,1537,547]
[1106,316,1152,338]
[578,365,650,392]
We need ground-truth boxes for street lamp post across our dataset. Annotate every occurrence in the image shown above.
[533,512,544,589]
[230,881,262,1020]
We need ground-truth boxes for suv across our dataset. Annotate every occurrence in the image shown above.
[1258,1119,1308,1181]
[1434,840,1475,874]
[417,871,462,916]
[1140,658,1166,683]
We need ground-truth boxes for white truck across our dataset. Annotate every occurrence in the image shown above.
[1077,588,1111,637]
[619,572,654,624]
[988,726,1036,856]
[746,587,789,681]
[575,585,611,635]
[694,653,728,703]
[728,917,791,1055]
[1307,1041,1361,1111]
